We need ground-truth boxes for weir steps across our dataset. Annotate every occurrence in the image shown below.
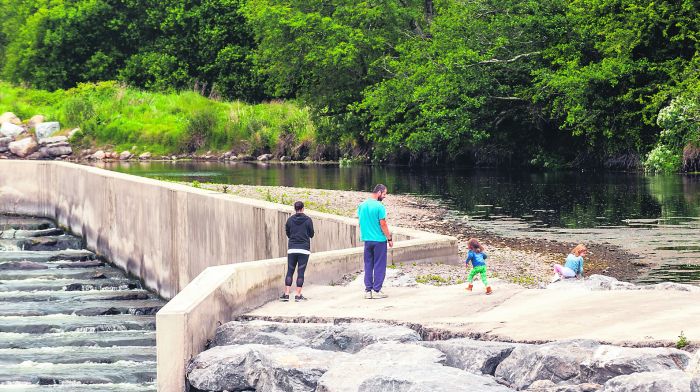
[0,215,162,390]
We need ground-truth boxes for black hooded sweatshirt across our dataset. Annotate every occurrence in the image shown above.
[285,213,315,251]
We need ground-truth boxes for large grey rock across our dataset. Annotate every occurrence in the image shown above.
[257,153,273,161]
[8,137,38,157]
[213,320,421,353]
[496,340,691,389]
[38,136,68,146]
[0,136,12,152]
[40,145,72,157]
[580,345,691,384]
[119,151,133,160]
[496,340,600,389]
[1,122,25,137]
[0,112,21,125]
[601,370,697,392]
[316,342,511,392]
[422,338,521,375]
[187,344,350,392]
[91,150,106,160]
[138,152,151,160]
[35,121,60,139]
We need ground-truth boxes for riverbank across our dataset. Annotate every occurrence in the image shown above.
[0,81,318,158]
[195,183,643,287]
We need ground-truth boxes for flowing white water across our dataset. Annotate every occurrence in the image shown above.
[0,215,163,388]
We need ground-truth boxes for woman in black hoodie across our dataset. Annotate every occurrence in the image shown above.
[280,201,315,302]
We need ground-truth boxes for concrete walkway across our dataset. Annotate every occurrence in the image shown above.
[246,277,700,346]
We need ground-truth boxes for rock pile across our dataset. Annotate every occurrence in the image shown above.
[187,319,700,392]
[0,111,74,160]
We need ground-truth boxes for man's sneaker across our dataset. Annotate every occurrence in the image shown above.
[279,293,289,302]
[364,291,373,299]
[550,274,561,284]
[373,290,388,299]
[295,294,308,302]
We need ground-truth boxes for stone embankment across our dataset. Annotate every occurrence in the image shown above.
[187,319,700,392]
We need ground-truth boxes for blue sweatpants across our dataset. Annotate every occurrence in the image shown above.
[364,241,387,292]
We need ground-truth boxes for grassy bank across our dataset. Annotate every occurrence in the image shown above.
[0,81,316,157]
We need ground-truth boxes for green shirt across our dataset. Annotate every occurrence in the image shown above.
[357,198,387,242]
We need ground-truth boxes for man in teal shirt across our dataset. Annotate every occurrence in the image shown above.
[357,184,393,299]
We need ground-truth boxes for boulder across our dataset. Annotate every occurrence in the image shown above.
[26,150,47,160]
[580,345,691,384]
[280,155,292,161]
[212,320,421,353]
[496,340,691,389]
[8,137,38,158]
[119,151,132,160]
[40,145,72,158]
[0,112,21,125]
[316,342,511,392]
[38,136,68,146]
[421,338,522,375]
[601,370,697,392]
[35,122,60,139]
[138,152,151,160]
[187,344,351,392]
[257,153,273,161]
[495,340,600,389]
[28,115,45,128]
[0,136,12,153]
[1,122,25,137]
[91,150,106,160]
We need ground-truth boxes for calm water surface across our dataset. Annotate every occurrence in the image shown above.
[101,161,700,283]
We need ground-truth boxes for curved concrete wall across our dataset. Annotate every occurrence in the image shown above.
[0,160,459,391]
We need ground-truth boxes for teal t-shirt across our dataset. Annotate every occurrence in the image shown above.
[357,198,387,242]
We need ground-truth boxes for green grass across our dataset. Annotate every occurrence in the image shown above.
[0,81,316,156]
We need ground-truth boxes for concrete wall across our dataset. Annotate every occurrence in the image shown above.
[0,160,459,391]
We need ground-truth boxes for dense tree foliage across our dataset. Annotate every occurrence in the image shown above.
[1,0,699,169]
[0,0,263,100]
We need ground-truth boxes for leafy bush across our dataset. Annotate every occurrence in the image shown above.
[644,144,682,173]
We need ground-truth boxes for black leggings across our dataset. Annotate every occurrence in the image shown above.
[285,253,310,287]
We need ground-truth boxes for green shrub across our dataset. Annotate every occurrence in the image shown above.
[676,331,689,349]
[181,108,219,153]
[644,144,682,173]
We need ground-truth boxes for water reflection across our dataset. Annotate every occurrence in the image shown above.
[99,161,700,229]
